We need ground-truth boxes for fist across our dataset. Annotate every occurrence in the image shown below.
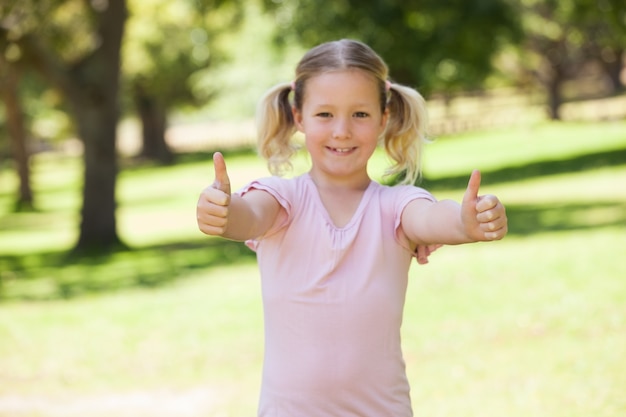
[461,170,508,242]
[196,152,232,236]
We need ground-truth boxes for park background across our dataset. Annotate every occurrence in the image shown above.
[1,0,625,416]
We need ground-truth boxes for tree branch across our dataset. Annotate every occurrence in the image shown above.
[0,26,78,98]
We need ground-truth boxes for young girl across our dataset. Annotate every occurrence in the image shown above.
[197,39,507,416]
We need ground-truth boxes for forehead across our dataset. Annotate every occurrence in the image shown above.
[303,69,380,106]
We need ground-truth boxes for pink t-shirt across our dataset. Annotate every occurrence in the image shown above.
[239,173,436,417]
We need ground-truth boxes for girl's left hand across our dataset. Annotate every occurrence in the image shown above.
[461,170,508,242]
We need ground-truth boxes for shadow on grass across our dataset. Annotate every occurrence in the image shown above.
[0,238,257,301]
[121,146,259,171]
[2,199,624,302]
[506,201,626,235]
[418,146,626,190]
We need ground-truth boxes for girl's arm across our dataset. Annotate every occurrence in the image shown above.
[196,152,282,241]
[402,170,507,246]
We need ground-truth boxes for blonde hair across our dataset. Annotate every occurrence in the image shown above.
[256,39,429,184]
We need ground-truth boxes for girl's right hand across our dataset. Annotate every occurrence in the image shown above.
[196,152,232,236]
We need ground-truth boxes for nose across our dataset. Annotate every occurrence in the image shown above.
[332,117,351,140]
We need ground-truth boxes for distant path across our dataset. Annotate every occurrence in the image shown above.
[117,119,257,156]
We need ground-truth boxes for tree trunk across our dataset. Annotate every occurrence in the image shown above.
[71,89,123,252]
[0,59,34,211]
[543,49,567,121]
[68,0,127,253]
[600,48,625,94]
[546,76,562,121]
[134,83,174,164]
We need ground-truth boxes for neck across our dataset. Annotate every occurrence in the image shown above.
[308,170,371,192]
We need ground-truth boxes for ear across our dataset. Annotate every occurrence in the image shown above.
[380,108,389,133]
[292,106,304,133]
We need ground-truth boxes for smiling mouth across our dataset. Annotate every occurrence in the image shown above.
[327,146,356,154]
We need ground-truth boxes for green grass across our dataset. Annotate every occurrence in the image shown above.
[0,120,625,416]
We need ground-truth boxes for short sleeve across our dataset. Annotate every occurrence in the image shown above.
[236,177,292,251]
[391,185,437,255]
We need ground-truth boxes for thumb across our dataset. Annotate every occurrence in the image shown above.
[462,169,481,207]
[212,152,231,195]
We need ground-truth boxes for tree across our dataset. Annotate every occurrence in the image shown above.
[263,0,521,95]
[514,0,626,119]
[0,54,33,211]
[123,0,243,165]
[574,0,626,93]
[1,0,128,253]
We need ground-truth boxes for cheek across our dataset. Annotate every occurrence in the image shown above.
[358,123,384,142]
[304,138,323,160]
[302,123,325,140]
[304,130,322,150]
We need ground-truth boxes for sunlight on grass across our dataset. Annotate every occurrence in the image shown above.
[0,264,264,415]
[403,229,626,417]
[487,166,626,203]
[422,120,626,177]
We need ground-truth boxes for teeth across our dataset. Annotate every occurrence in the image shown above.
[334,148,351,153]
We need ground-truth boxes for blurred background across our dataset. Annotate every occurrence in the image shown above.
[1,0,625,416]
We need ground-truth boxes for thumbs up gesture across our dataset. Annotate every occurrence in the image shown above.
[460,170,507,242]
[197,152,232,236]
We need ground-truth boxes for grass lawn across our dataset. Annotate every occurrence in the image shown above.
[0,120,625,416]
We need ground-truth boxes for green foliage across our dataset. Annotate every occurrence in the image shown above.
[0,1,84,145]
[122,0,244,113]
[196,0,306,120]
[263,0,521,94]
[514,0,626,88]
[0,0,101,63]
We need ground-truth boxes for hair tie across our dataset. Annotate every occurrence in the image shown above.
[290,81,296,91]
[385,80,392,92]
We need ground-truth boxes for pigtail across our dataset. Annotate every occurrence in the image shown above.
[383,82,429,185]
[256,82,299,176]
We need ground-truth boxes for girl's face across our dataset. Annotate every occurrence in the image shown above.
[293,69,388,187]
